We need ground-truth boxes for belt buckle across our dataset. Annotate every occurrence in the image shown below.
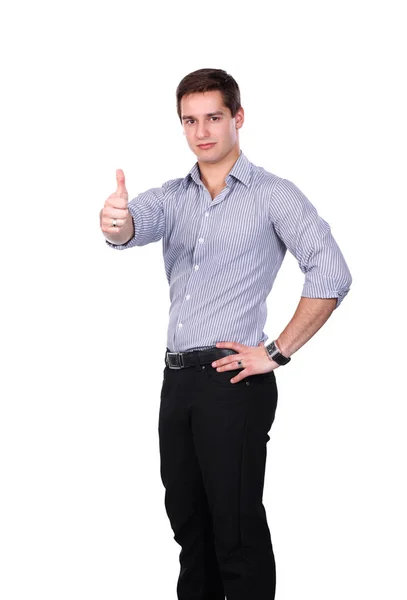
[166,352,184,369]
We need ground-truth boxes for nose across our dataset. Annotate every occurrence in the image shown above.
[195,121,210,140]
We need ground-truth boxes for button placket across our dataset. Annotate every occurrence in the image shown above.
[176,207,210,342]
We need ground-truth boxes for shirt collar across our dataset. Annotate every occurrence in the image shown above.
[181,149,252,189]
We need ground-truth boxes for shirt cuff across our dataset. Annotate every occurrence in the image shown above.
[301,281,351,309]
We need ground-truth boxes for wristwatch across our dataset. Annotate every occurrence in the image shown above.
[265,340,291,366]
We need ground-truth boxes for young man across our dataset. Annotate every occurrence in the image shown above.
[100,68,352,600]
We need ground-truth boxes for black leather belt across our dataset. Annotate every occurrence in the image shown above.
[165,346,238,369]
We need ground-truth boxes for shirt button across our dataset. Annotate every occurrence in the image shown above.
[194,265,199,270]
[178,323,183,328]
[198,238,204,243]
[205,212,209,217]
[186,294,190,300]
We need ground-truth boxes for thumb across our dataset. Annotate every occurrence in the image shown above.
[116,168,128,198]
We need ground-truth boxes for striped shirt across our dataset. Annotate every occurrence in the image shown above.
[106,150,352,352]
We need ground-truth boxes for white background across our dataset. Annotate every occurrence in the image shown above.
[1,0,406,598]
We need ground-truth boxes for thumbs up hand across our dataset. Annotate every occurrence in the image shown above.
[100,169,133,241]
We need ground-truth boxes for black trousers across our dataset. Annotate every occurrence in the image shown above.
[158,347,279,600]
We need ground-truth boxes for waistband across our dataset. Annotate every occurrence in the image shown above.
[165,346,238,369]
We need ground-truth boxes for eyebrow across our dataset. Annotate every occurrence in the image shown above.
[181,111,225,121]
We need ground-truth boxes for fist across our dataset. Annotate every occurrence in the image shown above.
[100,169,130,235]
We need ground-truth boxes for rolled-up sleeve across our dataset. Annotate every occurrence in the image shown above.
[105,182,168,250]
[270,178,352,308]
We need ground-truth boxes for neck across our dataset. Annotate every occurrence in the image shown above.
[198,146,241,191]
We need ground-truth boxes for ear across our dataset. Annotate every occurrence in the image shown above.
[235,106,244,130]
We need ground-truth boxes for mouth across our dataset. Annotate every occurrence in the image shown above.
[197,143,216,149]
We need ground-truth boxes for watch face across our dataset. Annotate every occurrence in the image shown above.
[267,342,290,365]
[267,343,279,359]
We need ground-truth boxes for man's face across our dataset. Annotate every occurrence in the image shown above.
[180,90,243,164]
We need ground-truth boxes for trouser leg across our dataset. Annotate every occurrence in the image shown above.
[158,365,225,600]
[191,368,278,600]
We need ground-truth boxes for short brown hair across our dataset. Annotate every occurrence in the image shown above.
[176,68,241,123]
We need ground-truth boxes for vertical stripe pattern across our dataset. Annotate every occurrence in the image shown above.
[106,151,352,352]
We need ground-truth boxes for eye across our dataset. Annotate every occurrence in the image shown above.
[185,117,220,125]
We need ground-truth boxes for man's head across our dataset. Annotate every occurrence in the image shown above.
[176,68,244,164]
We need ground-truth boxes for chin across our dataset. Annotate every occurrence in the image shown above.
[198,148,220,160]
[199,155,218,164]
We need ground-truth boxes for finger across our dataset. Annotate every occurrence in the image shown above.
[103,217,126,227]
[116,168,128,198]
[230,369,249,384]
[106,191,127,204]
[216,341,245,351]
[211,354,243,369]
[103,207,129,220]
[106,194,128,210]
[101,221,126,234]
[213,357,242,370]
